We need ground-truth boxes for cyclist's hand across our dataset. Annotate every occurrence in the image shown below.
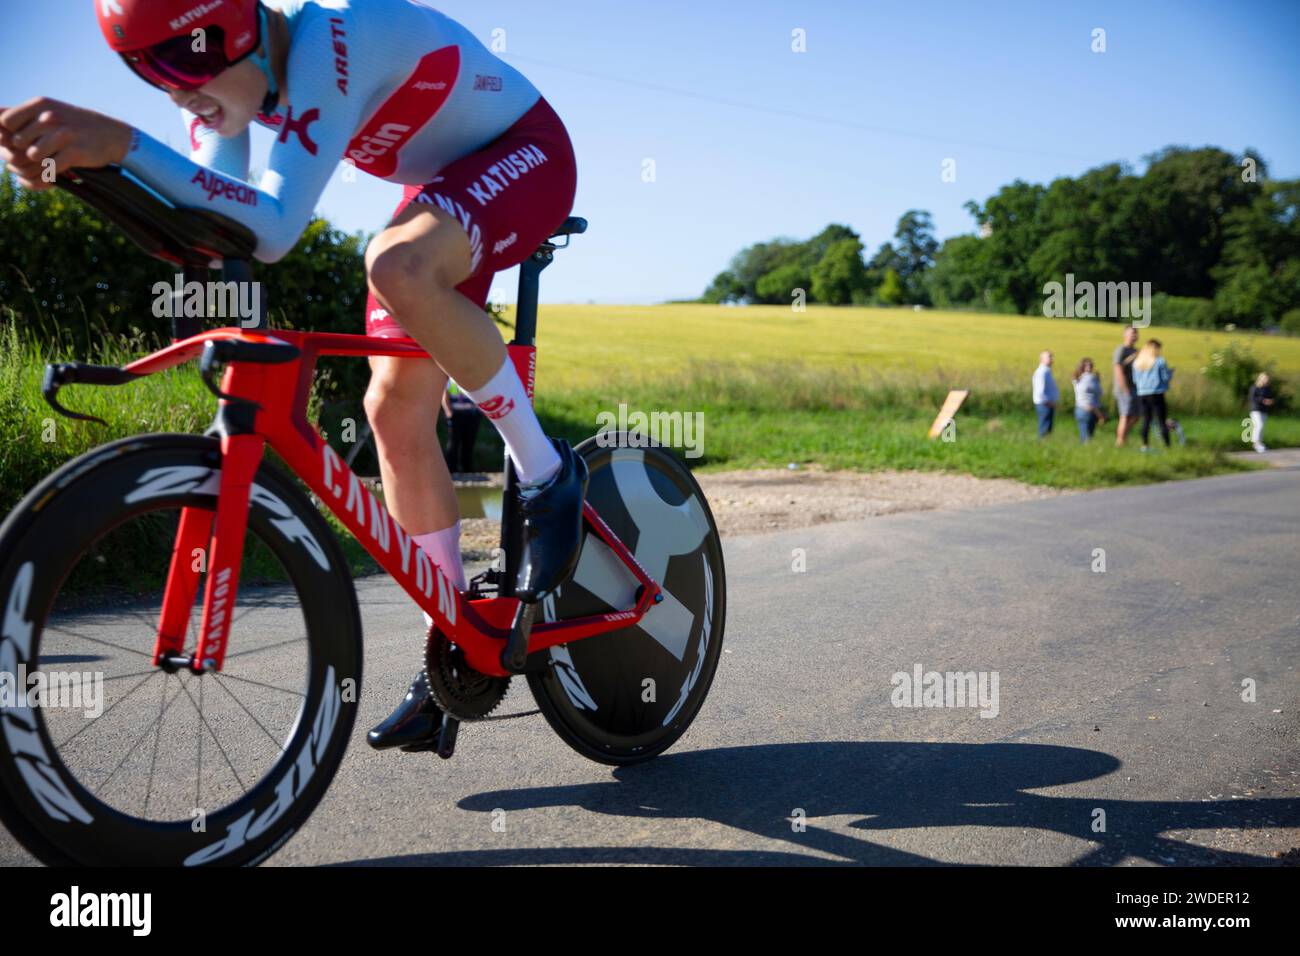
[0,97,133,191]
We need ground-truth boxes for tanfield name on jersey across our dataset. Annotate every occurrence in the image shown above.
[465,145,548,207]
[190,169,259,206]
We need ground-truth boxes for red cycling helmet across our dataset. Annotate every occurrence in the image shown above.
[95,0,263,91]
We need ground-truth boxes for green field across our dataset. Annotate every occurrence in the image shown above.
[521,304,1297,488]
[528,303,1300,394]
[2,305,1295,517]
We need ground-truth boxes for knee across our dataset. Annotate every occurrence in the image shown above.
[366,232,458,314]
[366,237,422,313]
[362,378,401,442]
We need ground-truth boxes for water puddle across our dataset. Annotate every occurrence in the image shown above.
[455,482,503,521]
[361,476,503,521]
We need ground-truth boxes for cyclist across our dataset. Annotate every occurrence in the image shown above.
[0,0,588,750]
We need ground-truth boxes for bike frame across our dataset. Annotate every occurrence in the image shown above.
[138,326,662,679]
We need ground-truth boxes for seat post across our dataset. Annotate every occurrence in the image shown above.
[174,266,206,341]
[222,258,265,331]
[173,258,264,341]
[512,242,554,347]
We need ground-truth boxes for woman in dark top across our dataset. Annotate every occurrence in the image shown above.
[442,381,482,474]
[1248,372,1275,453]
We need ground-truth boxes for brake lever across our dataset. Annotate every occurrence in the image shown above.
[199,341,253,405]
[42,363,141,426]
[199,339,300,406]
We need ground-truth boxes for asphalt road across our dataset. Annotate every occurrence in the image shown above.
[3,461,1298,866]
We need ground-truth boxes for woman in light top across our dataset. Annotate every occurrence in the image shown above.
[1071,357,1107,442]
[1132,339,1174,450]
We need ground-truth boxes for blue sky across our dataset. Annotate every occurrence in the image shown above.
[3,1,1298,304]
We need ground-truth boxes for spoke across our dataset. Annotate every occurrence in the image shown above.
[230,602,264,627]
[119,604,169,635]
[223,584,300,618]
[173,676,248,794]
[214,670,306,699]
[208,675,290,754]
[41,625,154,661]
[56,602,169,638]
[53,671,160,750]
[143,673,168,816]
[102,668,167,683]
[93,676,190,799]
[35,513,313,821]
[225,637,306,660]
[195,678,203,811]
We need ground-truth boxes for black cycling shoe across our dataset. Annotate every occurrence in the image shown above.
[366,670,442,751]
[514,438,589,602]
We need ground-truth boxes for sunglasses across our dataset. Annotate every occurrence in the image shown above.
[119,23,258,92]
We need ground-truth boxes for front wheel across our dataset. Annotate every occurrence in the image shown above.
[0,435,362,865]
[527,434,726,765]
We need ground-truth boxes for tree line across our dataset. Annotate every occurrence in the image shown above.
[700,146,1300,332]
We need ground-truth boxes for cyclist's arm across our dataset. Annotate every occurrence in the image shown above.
[181,107,250,179]
[118,12,364,263]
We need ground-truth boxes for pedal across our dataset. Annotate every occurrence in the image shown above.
[398,738,437,754]
[466,566,499,599]
[500,600,537,674]
[394,713,458,757]
[435,712,459,760]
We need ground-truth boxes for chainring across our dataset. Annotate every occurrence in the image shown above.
[424,630,510,721]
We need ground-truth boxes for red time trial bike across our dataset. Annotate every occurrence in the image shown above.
[0,166,725,866]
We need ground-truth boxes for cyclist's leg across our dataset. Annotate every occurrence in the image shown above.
[367,98,581,748]
[364,298,469,750]
[366,203,511,395]
[366,96,577,492]
[364,205,561,590]
[363,353,457,536]
[362,187,469,595]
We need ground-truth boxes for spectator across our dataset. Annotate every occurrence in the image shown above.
[1112,326,1140,447]
[1132,339,1174,450]
[1071,357,1107,442]
[1032,350,1059,438]
[442,380,482,474]
[1248,372,1275,453]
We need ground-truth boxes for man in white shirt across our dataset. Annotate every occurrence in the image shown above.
[1032,350,1059,438]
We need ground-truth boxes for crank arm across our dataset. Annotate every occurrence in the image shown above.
[500,599,538,674]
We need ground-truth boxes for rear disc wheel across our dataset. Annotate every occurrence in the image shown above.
[526,433,726,765]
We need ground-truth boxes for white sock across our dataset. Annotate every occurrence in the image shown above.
[464,356,561,485]
[414,521,466,594]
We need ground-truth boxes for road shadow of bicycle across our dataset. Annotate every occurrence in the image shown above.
[344,741,1300,866]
